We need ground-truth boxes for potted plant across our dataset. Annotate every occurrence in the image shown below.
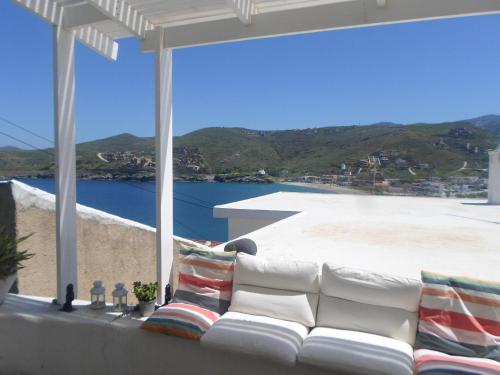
[0,229,34,305]
[133,281,158,317]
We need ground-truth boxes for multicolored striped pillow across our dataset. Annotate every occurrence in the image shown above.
[172,244,236,315]
[141,303,220,341]
[416,271,500,361]
[414,349,500,375]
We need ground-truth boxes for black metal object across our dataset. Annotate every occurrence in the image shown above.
[163,284,172,306]
[224,238,258,256]
[61,283,75,312]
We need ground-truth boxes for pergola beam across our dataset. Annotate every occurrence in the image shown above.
[86,0,154,38]
[226,0,253,25]
[11,0,118,60]
[62,3,109,29]
[75,25,118,60]
[160,0,500,48]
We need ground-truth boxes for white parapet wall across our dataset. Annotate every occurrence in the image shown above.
[0,180,204,302]
[489,150,500,204]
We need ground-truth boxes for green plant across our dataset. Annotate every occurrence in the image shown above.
[133,281,158,302]
[0,229,34,279]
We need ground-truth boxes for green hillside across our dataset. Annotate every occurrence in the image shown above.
[176,122,497,178]
[0,121,498,180]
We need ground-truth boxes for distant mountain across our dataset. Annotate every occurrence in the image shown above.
[0,146,21,151]
[77,133,155,155]
[0,119,498,179]
[466,115,500,136]
[174,122,495,177]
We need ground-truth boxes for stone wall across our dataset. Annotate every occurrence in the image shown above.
[0,180,206,303]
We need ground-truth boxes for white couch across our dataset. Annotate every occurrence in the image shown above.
[298,263,422,375]
[201,254,320,366]
[202,254,423,374]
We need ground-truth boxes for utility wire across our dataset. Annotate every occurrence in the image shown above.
[119,180,214,210]
[0,130,53,156]
[175,190,216,206]
[119,181,211,238]
[174,218,205,239]
[0,116,53,144]
[173,196,213,210]
[0,116,213,237]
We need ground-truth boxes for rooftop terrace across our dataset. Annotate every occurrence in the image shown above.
[215,192,500,281]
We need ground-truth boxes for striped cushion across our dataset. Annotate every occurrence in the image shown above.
[414,349,500,375]
[416,271,500,361]
[141,303,220,341]
[172,244,236,314]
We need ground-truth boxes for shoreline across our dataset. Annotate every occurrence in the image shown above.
[281,181,368,195]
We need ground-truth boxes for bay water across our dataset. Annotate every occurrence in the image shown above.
[19,179,331,242]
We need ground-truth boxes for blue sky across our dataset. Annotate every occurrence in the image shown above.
[1,1,500,148]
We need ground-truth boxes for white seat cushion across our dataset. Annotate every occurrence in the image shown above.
[298,327,414,375]
[229,254,320,327]
[318,263,422,344]
[201,312,309,366]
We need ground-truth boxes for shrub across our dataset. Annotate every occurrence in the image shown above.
[133,281,158,302]
[0,229,34,279]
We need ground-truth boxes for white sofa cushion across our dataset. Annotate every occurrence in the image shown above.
[201,312,309,367]
[318,263,422,344]
[230,284,318,327]
[298,327,414,375]
[229,254,320,327]
[233,254,320,293]
[317,295,418,344]
[321,263,422,311]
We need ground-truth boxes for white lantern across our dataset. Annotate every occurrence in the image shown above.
[90,280,106,310]
[112,282,128,312]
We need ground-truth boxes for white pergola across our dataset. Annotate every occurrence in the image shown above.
[11,0,500,304]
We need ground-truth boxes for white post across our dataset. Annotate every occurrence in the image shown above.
[488,150,500,204]
[155,43,174,304]
[53,25,78,303]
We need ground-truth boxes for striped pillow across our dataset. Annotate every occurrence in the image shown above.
[414,349,500,375]
[172,244,236,315]
[416,271,500,361]
[141,303,220,341]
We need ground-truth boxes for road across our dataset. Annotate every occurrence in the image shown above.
[97,153,109,163]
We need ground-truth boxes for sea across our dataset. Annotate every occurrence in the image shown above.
[19,179,331,242]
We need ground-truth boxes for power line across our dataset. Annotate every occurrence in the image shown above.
[0,116,53,144]
[175,190,216,206]
[119,180,213,210]
[174,218,205,239]
[119,181,210,238]
[0,116,214,237]
[173,196,213,210]
[0,130,53,156]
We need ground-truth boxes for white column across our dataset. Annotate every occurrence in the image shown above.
[53,25,78,304]
[155,46,174,304]
[488,150,500,204]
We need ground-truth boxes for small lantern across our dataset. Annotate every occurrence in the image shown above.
[90,280,106,310]
[112,282,128,312]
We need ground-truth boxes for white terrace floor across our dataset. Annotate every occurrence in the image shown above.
[214,192,500,281]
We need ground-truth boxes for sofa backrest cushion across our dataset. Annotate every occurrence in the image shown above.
[415,271,500,360]
[172,244,236,315]
[318,263,422,345]
[229,254,320,327]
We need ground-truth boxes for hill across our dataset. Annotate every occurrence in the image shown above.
[466,114,500,136]
[0,120,498,180]
[176,122,496,178]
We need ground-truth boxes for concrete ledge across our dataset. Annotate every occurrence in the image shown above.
[0,295,341,375]
[0,180,207,302]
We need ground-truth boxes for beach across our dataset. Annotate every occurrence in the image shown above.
[282,182,368,195]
